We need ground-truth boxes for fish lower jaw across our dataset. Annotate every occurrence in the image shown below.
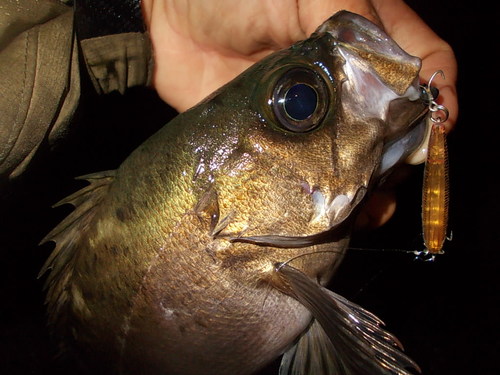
[405,115,433,165]
[378,113,428,175]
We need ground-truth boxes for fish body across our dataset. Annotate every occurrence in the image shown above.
[42,12,427,375]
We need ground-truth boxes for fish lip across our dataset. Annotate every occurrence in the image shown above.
[318,11,407,57]
[318,11,421,96]
[319,10,420,63]
[377,106,429,176]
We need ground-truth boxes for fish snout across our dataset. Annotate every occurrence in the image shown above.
[318,11,421,96]
[318,11,430,176]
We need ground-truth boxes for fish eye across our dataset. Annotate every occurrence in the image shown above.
[272,68,329,132]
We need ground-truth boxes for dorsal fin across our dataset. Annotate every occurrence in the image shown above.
[39,170,115,322]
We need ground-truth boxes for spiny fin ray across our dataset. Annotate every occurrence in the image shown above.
[39,170,115,324]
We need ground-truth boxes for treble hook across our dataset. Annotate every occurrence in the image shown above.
[427,70,445,91]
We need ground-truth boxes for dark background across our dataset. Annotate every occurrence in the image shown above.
[1,1,497,374]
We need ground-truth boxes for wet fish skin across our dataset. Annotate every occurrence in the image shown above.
[41,11,426,375]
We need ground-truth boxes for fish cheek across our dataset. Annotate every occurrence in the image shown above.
[214,163,317,238]
[332,114,384,185]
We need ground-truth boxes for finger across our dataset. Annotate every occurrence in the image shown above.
[297,0,379,35]
[355,190,397,230]
[373,0,458,129]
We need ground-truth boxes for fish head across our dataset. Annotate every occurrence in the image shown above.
[197,11,427,241]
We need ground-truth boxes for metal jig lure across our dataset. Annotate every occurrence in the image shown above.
[420,70,450,257]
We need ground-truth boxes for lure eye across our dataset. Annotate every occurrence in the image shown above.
[272,68,329,132]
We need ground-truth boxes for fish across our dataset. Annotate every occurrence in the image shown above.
[40,11,429,375]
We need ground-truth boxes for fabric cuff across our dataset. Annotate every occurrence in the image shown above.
[75,0,153,94]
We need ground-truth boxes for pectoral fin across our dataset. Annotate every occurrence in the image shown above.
[280,319,339,375]
[275,264,420,375]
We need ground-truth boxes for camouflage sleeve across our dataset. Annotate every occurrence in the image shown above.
[0,0,152,182]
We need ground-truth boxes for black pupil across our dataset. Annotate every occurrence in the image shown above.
[284,84,317,121]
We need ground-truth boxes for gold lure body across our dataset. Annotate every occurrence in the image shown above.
[422,120,449,254]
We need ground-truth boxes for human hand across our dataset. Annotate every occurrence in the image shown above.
[141,0,457,124]
[141,0,458,228]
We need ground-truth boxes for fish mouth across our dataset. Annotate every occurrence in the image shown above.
[378,106,428,175]
[323,12,430,173]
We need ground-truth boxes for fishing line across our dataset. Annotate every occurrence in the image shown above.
[347,247,443,262]
[274,244,437,302]
[347,246,440,261]
[275,249,345,271]
[347,246,418,254]
[275,245,435,273]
